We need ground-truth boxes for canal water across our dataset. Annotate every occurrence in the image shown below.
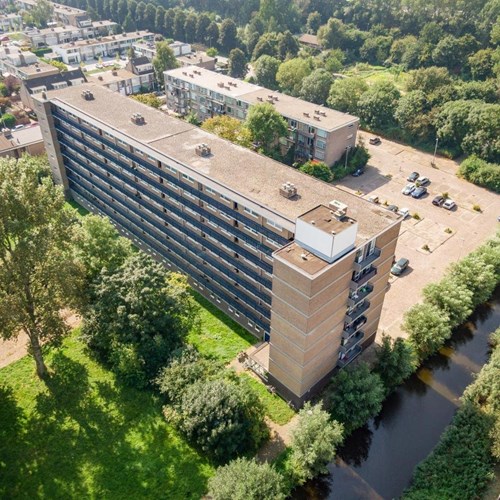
[293,288,500,500]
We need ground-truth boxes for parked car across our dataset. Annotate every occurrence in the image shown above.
[416,176,430,186]
[391,257,409,276]
[387,204,399,213]
[443,199,456,210]
[407,171,419,182]
[432,195,445,206]
[351,168,364,177]
[411,186,427,198]
[369,137,381,145]
[368,195,379,203]
[402,183,415,195]
[397,207,410,219]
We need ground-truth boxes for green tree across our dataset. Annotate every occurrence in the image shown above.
[276,57,313,96]
[327,77,368,114]
[253,55,280,89]
[206,22,219,47]
[123,12,135,32]
[299,68,334,104]
[423,278,474,328]
[289,403,344,484]
[245,103,288,152]
[0,156,83,378]
[202,115,252,148]
[468,49,495,80]
[324,363,385,432]
[0,113,15,129]
[0,83,8,97]
[173,9,186,41]
[299,160,332,182]
[219,18,238,53]
[131,93,162,108]
[164,8,175,37]
[30,0,53,28]
[306,11,322,34]
[374,336,417,393]
[395,90,431,138]
[359,34,392,65]
[154,6,165,34]
[432,35,478,73]
[81,253,197,387]
[405,67,452,94]
[357,81,401,129]
[402,303,452,360]
[252,32,279,61]
[196,13,211,43]
[228,48,247,78]
[184,13,198,43]
[277,31,299,60]
[152,41,179,87]
[208,458,286,500]
[167,377,268,462]
[458,155,500,193]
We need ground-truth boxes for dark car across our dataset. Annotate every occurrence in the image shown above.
[432,195,445,206]
[407,171,419,182]
[369,137,381,145]
[351,168,364,177]
[387,204,399,213]
[411,186,427,198]
[391,257,409,276]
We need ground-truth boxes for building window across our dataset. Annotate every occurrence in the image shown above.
[220,193,231,203]
[182,173,194,183]
[244,207,259,218]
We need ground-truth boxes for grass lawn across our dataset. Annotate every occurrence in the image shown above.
[65,199,89,217]
[241,373,295,425]
[187,291,258,363]
[343,63,409,92]
[0,332,213,499]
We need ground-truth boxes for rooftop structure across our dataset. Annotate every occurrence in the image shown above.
[0,125,44,158]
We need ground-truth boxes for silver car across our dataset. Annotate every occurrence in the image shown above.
[402,183,415,195]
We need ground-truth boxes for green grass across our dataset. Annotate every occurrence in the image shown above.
[187,291,258,363]
[0,331,213,499]
[343,63,409,92]
[241,373,295,425]
[65,199,89,217]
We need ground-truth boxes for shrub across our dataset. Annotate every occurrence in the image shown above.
[299,160,332,182]
[1,113,15,129]
[402,303,452,361]
[332,142,371,179]
[166,377,268,463]
[374,336,418,394]
[458,156,500,193]
[324,362,385,433]
[208,458,286,500]
[287,402,344,484]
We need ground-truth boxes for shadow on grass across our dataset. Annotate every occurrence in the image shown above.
[191,290,258,346]
[66,199,89,217]
[0,351,211,499]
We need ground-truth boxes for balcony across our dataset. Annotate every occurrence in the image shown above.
[353,248,381,272]
[345,301,370,323]
[347,284,374,308]
[340,330,365,353]
[343,315,367,337]
[338,344,362,368]
[350,267,377,290]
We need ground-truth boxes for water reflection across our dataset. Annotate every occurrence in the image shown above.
[293,288,500,500]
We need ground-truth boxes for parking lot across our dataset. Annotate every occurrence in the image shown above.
[338,131,500,340]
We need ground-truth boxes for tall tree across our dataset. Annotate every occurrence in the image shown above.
[184,13,198,43]
[154,6,165,35]
[228,48,248,78]
[245,103,288,152]
[299,68,334,104]
[219,19,238,53]
[276,57,313,95]
[206,22,220,47]
[173,9,186,40]
[202,116,253,148]
[327,77,368,114]
[0,156,83,378]
[253,55,280,89]
[30,0,54,28]
[357,81,401,129]
[196,13,211,43]
[164,8,175,38]
[153,41,179,87]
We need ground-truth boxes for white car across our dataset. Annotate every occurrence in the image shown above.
[443,199,456,210]
[416,176,430,186]
[397,207,410,219]
[402,183,415,195]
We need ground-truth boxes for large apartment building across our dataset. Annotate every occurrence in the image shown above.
[164,66,359,166]
[34,84,400,405]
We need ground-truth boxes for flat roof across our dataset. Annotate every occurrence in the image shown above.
[87,68,136,85]
[165,65,261,98]
[57,31,151,49]
[177,52,215,65]
[298,205,354,234]
[165,65,358,131]
[43,84,398,243]
[0,125,43,152]
[19,62,59,75]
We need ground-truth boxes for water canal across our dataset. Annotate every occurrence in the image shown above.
[293,288,500,500]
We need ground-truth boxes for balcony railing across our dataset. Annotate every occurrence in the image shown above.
[345,301,370,323]
[347,284,374,308]
[340,330,365,353]
[350,267,377,290]
[337,344,362,368]
[343,315,367,337]
[353,248,381,272]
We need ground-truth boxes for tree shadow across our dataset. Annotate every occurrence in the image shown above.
[3,352,210,499]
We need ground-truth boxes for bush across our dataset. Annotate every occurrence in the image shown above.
[332,142,371,179]
[166,377,268,463]
[324,362,385,433]
[208,458,286,500]
[374,336,418,394]
[458,156,500,193]
[1,113,15,129]
[299,160,332,182]
[287,403,344,484]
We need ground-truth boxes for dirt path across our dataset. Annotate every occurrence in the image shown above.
[0,310,81,369]
[256,414,299,463]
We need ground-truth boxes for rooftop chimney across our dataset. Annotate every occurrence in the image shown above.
[279,181,297,199]
[195,143,211,157]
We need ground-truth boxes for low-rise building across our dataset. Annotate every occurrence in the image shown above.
[34,83,400,405]
[298,34,322,50]
[0,124,44,158]
[17,0,92,28]
[52,31,154,64]
[177,51,216,71]
[88,66,154,95]
[0,13,22,32]
[0,46,59,80]
[164,66,359,166]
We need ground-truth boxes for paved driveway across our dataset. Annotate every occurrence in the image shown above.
[337,131,500,340]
